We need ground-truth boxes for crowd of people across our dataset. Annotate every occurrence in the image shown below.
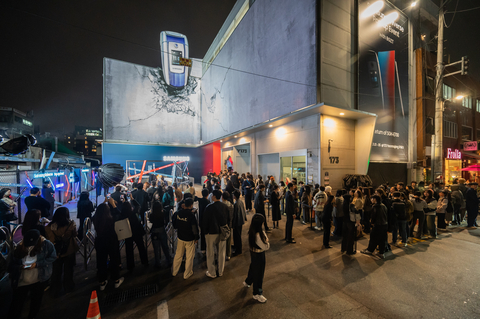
[1,171,480,316]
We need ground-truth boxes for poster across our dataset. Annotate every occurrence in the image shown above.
[358,0,409,162]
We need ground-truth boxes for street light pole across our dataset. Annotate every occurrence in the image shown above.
[434,0,444,182]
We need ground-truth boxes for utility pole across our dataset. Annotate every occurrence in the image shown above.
[433,0,444,182]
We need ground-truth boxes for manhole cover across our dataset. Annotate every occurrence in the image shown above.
[104,284,158,306]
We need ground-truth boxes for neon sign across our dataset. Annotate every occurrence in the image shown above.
[163,156,190,162]
[33,171,64,179]
[56,183,65,188]
[447,148,461,160]
[82,169,90,173]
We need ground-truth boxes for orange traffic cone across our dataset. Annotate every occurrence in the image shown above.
[86,290,101,319]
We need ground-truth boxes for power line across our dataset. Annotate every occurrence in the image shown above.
[444,0,459,28]
[445,5,480,13]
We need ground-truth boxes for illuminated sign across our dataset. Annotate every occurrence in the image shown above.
[464,141,477,151]
[163,156,190,162]
[447,148,462,160]
[82,169,90,173]
[56,183,65,188]
[69,173,74,182]
[33,172,64,179]
[23,119,33,127]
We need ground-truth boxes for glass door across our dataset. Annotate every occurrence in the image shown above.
[280,157,292,182]
[292,156,306,182]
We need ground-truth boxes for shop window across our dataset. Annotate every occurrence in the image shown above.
[462,126,472,141]
[443,120,457,138]
[280,156,306,183]
[425,117,434,134]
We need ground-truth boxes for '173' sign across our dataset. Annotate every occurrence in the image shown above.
[329,157,339,164]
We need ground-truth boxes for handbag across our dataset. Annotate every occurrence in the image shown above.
[115,218,133,241]
[219,225,231,241]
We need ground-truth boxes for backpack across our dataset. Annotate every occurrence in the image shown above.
[52,222,74,256]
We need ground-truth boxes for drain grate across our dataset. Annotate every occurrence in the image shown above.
[104,284,158,306]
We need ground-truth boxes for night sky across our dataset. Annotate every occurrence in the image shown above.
[1,0,479,134]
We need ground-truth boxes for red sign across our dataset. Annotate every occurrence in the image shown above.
[464,141,478,151]
[447,148,462,159]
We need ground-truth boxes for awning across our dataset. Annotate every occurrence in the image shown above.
[461,164,480,171]
[462,152,480,160]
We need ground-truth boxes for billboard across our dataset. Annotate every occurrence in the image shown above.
[103,57,201,145]
[358,0,409,162]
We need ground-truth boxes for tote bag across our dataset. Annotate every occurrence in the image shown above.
[114,218,133,241]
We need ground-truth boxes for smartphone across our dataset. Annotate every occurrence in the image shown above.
[120,194,124,200]
[107,194,111,199]
[24,264,32,268]
[160,31,189,88]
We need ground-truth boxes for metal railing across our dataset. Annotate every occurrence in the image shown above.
[79,217,95,270]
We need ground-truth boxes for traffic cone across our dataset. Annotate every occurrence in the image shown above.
[86,290,101,319]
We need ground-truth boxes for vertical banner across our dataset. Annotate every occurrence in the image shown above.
[358,0,409,162]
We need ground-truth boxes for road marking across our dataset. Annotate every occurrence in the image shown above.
[157,300,169,319]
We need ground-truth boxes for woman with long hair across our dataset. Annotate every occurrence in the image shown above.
[93,200,124,290]
[333,189,345,237]
[362,188,373,234]
[270,185,281,229]
[45,207,79,296]
[22,209,45,237]
[301,185,312,225]
[76,191,94,241]
[0,188,16,227]
[122,199,148,270]
[243,214,270,303]
[149,200,172,268]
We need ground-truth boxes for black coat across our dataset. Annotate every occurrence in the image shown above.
[270,191,281,221]
[465,187,479,212]
[254,191,265,214]
[285,190,296,217]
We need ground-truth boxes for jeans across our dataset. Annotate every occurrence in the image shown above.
[303,207,310,223]
[410,211,425,238]
[205,234,226,276]
[315,210,323,228]
[125,234,149,270]
[172,239,196,279]
[232,225,243,254]
[397,220,409,243]
[151,227,171,267]
[245,193,253,210]
[95,237,121,283]
[323,219,331,246]
[426,215,437,237]
[245,251,266,296]
[51,253,76,294]
[391,220,398,243]
[285,215,294,241]
[367,225,388,254]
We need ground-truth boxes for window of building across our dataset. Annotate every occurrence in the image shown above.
[443,84,456,100]
[462,126,472,140]
[444,120,457,138]
[426,117,434,134]
[14,116,23,124]
[477,99,480,113]
[462,96,472,109]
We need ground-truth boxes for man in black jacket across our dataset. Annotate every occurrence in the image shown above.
[284,183,297,243]
[465,182,479,228]
[242,175,254,212]
[172,198,199,279]
[132,183,148,224]
[361,195,388,259]
[202,190,228,278]
[254,185,270,231]
[110,185,124,211]
[231,172,240,191]
[195,188,210,253]
[232,190,247,255]
[42,182,55,219]
[24,187,50,218]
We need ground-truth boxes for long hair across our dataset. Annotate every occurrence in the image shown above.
[325,194,334,207]
[79,191,90,202]
[121,200,134,218]
[93,203,113,235]
[167,186,174,198]
[0,188,10,199]
[248,213,266,249]
[22,209,41,235]
[152,200,164,215]
[50,207,71,228]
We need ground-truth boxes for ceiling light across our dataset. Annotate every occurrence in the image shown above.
[234,135,237,138]
[340,113,345,116]
[220,140,223,142]
[411,2,417,7]
[455,95,464,100]
[269,124,273,127]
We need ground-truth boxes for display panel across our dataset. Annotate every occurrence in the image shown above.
[358,0,409,162]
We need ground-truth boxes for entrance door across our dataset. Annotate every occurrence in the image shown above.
[280,156,306,183]
[234,144,251,173]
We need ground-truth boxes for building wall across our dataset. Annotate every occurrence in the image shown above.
[320,0,355,109]
[200,0,317,143]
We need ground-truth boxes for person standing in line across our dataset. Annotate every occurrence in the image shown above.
[410,192,427,239]
[284,183,296,243]
[313,186,326,230]
[361,195,388,259]
[24,187,51,219]
[232,190,247,256]
[132,182,148,223]
[171,198,199,279]
[424,189,438,238]
[202,190,228,278]
[122,199,149,271]
[301,185,312,225]
[42,181,55,219]
[465,182,479,228]
[278,181,286,215]
[270,185,281,229]
[436,190,449,230]
[243,213,270,303]
[149,201,172,268]
[222,192,234,260]
[451,184,464,225]
[333,190,344,237]
[242,175,254,212]
[254,185,270,232]
[45,207,79,297]
[390,192,408,247]
[341,191,358,255]
[76,191,95,241]
[8,229,57,319]
[195,188,211,253]
[322,194,334,249]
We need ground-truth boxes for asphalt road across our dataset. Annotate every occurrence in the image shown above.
[38,212,480,319]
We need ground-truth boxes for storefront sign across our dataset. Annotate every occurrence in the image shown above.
[464,141,477,151]
[163,156,190,162]
[446,148,462,159]
[33,171,64,179]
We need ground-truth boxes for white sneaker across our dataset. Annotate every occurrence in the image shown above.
[243,281,250,288]
[100,280,108,291]
[114,277,124,288]
[253,294,267,303]
[314,226,320,230]
[206,271,217,279]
